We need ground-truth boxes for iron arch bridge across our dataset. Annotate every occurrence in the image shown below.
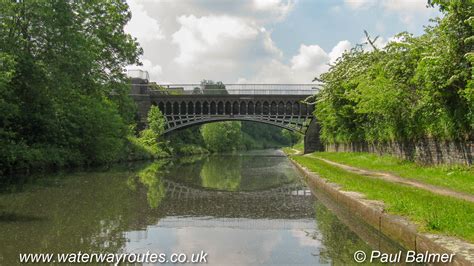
[155,93,314,134]
[130,79,324,153]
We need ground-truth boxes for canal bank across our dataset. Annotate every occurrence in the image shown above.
[287,154,474,265]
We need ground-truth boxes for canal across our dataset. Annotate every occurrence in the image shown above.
[0,149,404,265]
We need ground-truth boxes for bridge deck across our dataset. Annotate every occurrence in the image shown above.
[134,83,320,95]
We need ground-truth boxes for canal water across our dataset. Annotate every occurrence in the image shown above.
[0,149,403,265]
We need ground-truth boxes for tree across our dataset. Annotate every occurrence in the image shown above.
[201,122,242,152]
[0,1,142,171]
[137,106,167,157]
[201,80,228,95]
[314,1,473,144]
[282,129,300,146]
[147,106,166,137]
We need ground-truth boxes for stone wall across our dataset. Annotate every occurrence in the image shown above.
[325,139,473,165]
[129,94,151,130]
[304,119,324,154]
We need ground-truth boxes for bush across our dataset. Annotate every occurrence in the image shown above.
[315,2,473,144]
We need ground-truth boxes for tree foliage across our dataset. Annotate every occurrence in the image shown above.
[147,106,166,137]
[200,80,228,95]
[315,1,473,144]
[201,121,242,152]
[0,1,142,173]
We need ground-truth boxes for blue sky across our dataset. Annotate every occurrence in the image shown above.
[272,0,437,58]
[125,0,440,83]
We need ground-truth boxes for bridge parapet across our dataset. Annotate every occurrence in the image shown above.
[132,83,319,96]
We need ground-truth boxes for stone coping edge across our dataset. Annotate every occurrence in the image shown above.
[289,157,474,265]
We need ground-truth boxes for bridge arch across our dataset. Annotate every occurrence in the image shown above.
[165,102,172,115]
[196,101,202,114]
[158,102,165,114]
[203,101,209,114]
[210,101,216,114]
[285,101,292,115]
[263,101,269,115]
[278,101,285,115]
[225,101,231,115]
[240,102,246,114]
[255,102,261,114]
[248,101,254,114]
[163,117,302,134]
[232,101,239,115]
[173,102,179,114]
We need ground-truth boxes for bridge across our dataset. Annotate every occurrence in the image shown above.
[129,71,324,153]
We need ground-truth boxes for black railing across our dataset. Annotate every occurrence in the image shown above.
[141,84,319,95]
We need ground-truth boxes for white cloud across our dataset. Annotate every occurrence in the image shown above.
[125,0,300,83]
[125,0,164,43]
[328,40,352,63]
[252,59,295,83]
[172,15,259,65]
[291,229,323,248]
[170,219,282,266]
[383,0,432,26]
[253,0,296,20]
[252,40,351,83]
[345,0,428,11]
[382,0,428,13]
[141,59,163,80]
[291,44,329,71]
[262,29,284,59]
[344,0,436,26]
[344,0,376,10]
[126,58,162,80]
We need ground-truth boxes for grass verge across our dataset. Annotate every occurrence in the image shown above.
[310,152,474,195]
[291,155,474,243]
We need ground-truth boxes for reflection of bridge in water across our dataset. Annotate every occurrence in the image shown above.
[157,179,315,222]
[163,179,311,198]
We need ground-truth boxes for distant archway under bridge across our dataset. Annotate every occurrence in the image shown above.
[129,79,324,153]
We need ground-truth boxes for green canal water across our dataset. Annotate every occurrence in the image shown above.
[0,149,403,265]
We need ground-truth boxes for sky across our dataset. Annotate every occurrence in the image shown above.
[124,0,441,84]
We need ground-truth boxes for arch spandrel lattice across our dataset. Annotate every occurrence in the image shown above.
[150,95,314,134]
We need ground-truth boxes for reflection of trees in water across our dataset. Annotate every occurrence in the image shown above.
[165,153,297,192]
[176,154,208,165]
[163,156,208,185]
[200,156,242,191]
[135,161,168,209]
[311,202,373,264]
[0,164,165,264]
[238,156,298,191]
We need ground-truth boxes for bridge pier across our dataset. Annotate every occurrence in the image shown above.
[304,119,324,154]
[129,77,151,130]
[132,94,151,130]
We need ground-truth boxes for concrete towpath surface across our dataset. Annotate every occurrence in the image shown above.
[304,154,474,203]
